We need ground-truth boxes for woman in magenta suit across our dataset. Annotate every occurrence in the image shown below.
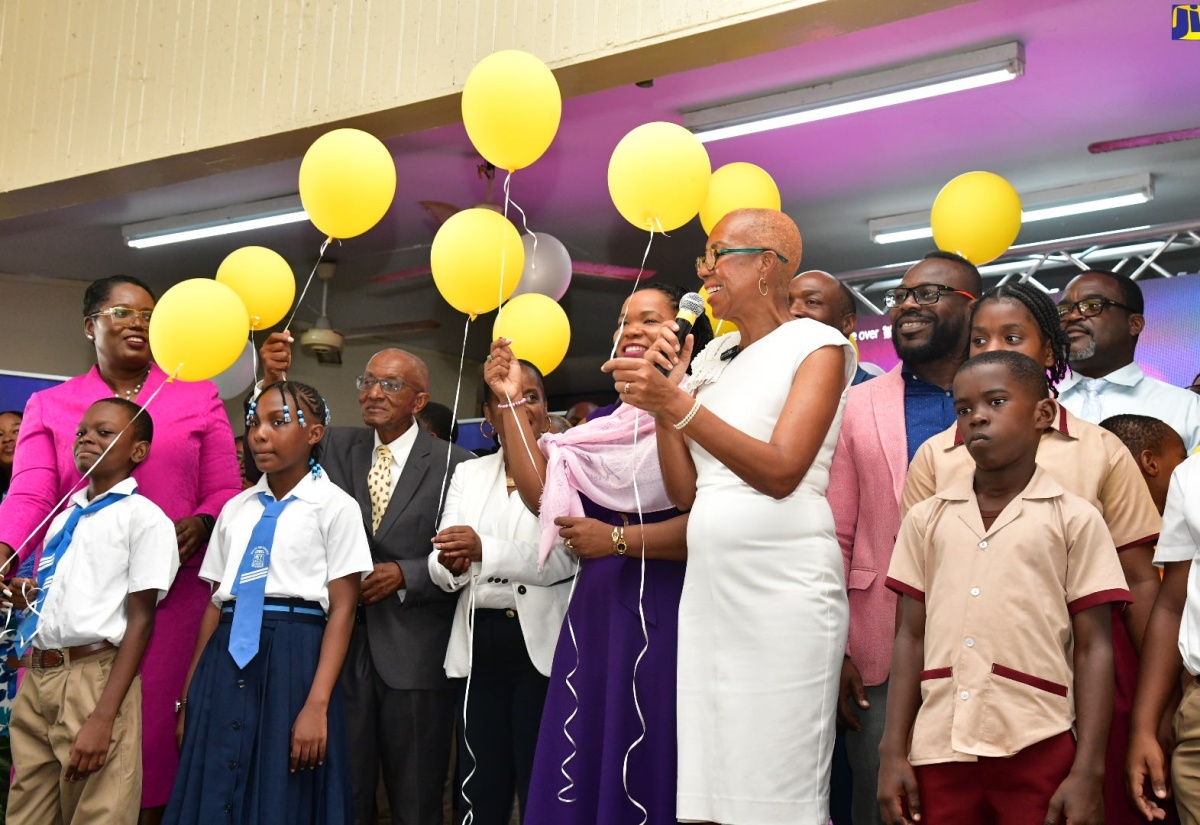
[0,275,242,824]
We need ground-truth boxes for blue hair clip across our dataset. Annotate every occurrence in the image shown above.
[297,406,307,428]
[309,457,323,479]
[246,397,258,427]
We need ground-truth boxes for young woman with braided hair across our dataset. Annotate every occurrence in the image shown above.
[165,381,372,825]
[900,283,1166,825]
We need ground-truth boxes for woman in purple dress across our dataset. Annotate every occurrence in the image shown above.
[485,283,713,825]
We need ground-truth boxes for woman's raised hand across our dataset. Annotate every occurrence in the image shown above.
[602,323,695,417]
[485,338,523,401]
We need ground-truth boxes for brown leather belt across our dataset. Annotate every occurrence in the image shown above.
[11,640,116,670]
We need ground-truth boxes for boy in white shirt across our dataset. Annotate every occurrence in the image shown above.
[5,398,179,824]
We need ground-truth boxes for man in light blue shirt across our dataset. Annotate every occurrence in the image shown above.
[1057,269,1200,451]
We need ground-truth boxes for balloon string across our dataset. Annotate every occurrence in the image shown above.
[504,173,538,270]
[621,407,650,825]
[557,556,583,803]
[0,369,174,580]
[435,316,472,528]
[282,235,334,333]
[249,332,260,382]
[608,225,657,362]
[459,582,479,825]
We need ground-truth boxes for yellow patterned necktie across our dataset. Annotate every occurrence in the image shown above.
[369,444,393,533]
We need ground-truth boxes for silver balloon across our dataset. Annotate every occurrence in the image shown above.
[511,232,572,301]
[211,339,256,399]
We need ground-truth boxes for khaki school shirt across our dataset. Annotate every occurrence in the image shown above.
[886,467,1131,764]
[902,404,1161,551]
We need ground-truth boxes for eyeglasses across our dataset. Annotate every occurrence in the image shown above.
[356,375,417,396]
[695,247,790,273]
[1055,297,1138,320]
[883,283,977,309]
[90,306,153,324]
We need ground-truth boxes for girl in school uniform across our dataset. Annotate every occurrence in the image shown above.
[164,381,373,825]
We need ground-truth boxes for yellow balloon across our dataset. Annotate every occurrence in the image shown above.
[699,286,738,336]
[463,50,562,173]
[215,246,296,330]
[494,293,571,375]
[150,279,250,382]
[608,122,711,232]
[700,162,782,235]
[431,208,525,318]
[299,128,397,239]
[930,171,1022,265]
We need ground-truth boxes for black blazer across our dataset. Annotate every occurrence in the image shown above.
[321,425,475,690]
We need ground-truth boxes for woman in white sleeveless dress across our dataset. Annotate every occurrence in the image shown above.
[605,208,856,825]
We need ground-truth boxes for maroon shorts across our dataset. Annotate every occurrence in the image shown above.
[913,731,1075,824]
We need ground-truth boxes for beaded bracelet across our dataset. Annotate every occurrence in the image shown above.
[673,398,702,430]
[496,398,528,410]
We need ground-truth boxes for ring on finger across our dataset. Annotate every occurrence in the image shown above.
[565,538,574,548]
[623,381,631,394]
[486,354,493,362]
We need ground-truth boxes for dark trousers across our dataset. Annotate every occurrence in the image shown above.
[913,731,1075,823]
[455,609,549,825]
[342,624,456,825]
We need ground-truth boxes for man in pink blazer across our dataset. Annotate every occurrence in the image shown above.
[826,251,980,823]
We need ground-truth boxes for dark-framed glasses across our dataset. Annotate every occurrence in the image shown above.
[1055,297,1137,320]
[90,306,153,324]
[356,376,415,395]
[695,247,790,273]
[883,283,977,309]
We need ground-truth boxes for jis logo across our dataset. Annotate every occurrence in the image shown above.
[249,546,268,569]
[1173,5,1200,40]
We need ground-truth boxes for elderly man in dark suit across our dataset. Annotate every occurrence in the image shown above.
[260,336,474,825]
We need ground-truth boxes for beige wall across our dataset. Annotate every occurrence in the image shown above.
[0,0,960,216]
[0,273,482,431]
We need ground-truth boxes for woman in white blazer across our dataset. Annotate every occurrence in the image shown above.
[429,360,575,825]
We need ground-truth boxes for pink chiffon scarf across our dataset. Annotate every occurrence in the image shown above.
[536,402,673,565]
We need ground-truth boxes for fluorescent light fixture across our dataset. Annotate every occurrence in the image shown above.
[683,42,1023,143]
[870,174,1154,245]
[123,195,308,249]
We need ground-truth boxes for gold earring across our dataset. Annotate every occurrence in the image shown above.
[758,277,769,296]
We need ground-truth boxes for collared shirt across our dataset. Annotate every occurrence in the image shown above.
[1153,455,1200,675]
[886,467,1130,765]
[902,368,957,464]
[374,420,420,497]
[37,477,179,648]
[903,403,1161,551]
[202,472,373,611]
[1059,362,1200,452]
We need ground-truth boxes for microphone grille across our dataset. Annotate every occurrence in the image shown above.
[679,292,706,317]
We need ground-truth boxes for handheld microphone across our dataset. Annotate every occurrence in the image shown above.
[656,292,706,375]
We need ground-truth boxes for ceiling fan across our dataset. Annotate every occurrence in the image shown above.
[371,162,655,288]
[295,262,440,365]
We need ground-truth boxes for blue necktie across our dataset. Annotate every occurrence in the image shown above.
[17,488,133,655]
[228,493,295,668]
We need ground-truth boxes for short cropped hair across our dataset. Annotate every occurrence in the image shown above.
[90,397,153,444]
[924,250,983,297]
[83,275,156,317]
[1099,414,1181,457]
[1079,269,1145,314]
[956,350,1049,400]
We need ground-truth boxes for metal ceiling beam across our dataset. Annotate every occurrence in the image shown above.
[835,218,1200,314]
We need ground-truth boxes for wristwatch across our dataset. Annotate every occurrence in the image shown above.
[175,698,188,714]
[612,514,629,556]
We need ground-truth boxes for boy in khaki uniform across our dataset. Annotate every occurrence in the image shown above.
[878,352,1130,824]
[6,398,178,824]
